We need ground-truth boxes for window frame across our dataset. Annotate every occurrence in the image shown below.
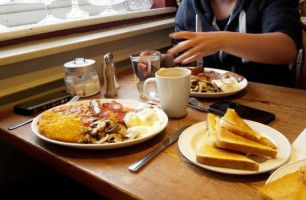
[0,0,177,46]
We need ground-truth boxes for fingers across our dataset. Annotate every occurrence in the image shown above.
[168,31,221,64]
[168,31,203,64]
[169,31,195,39]
[168,32,196,54]
[175,51,202,64]
[139,50,156,56]
[168,40,192,55]
[179,54,199,64]
[160,53,175,67]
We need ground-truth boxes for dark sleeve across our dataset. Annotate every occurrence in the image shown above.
[261,0,302,50]
[172,0,188,47]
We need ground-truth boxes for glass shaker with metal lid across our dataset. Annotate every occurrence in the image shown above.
[64,58,100,97]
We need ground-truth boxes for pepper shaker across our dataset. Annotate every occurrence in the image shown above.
[103,52,118,98]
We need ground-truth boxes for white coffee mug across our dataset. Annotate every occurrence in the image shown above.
[143,68,191,118]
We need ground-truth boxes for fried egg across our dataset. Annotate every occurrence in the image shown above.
[124,108,160,137]
[211,77,240,92]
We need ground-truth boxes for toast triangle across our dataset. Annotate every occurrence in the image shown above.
[207,113,220,147]
[296,165,306,200]
[258,171,299,200]
[220,108,277,150]
[215,124,277,158]
[196,129,259,171]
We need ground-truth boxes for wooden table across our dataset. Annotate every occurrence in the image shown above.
[1,68,306,200]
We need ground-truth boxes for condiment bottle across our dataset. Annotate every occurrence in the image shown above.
[64,58,100,97]
[103,53,118,98]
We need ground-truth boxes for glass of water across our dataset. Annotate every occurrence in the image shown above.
[130,50,160,98]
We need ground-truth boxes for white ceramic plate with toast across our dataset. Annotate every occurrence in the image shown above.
[31,99,168,149]
[266,159,306,184]
[178,120,291,175]
[190,68,248,98]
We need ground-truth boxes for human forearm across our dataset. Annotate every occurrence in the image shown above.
[221,32,297,65]
[168,31,298,65]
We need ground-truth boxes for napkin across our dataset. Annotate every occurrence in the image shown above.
[289,128,306,163]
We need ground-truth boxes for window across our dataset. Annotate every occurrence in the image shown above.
[0,0,177,45]
[0,0,177,108]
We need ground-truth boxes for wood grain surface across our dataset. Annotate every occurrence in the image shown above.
[0,68,306,200]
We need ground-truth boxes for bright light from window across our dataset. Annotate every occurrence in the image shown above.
[0,0,153,30]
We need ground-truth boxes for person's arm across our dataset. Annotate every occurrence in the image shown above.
[168,31,298,65]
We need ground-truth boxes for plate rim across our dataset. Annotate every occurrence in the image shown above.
[190,67,248,98]
[266,159,306,184]
[178,120,291,175]
[31,99,168,149]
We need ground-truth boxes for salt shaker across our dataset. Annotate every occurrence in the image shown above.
[103,53,118,98]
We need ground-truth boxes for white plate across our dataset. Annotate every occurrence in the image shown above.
[31,99,168,149]
[190,68,248,98]
[178,120,291,175]
[266,159,306,184]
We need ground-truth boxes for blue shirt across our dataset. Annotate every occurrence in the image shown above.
[173,0,302,87]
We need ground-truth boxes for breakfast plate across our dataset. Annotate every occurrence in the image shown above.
[190,68,248,98]
[178,120,291,175]
[266,159,306,184]
[31,99,168,149]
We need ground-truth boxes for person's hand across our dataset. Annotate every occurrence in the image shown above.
[168,31,224,64]
[160,53,175,67]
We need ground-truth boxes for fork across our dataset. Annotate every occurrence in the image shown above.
[188,97,208,112]
[196,14,204,68]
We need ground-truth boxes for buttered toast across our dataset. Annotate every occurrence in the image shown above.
[215,125,277,158]
[258,171,299,200]
[296,165,306,200]
[206,113,219,147]
[258,165,306,200]
[196,128,259,171]
[196,111,278,171]
[220,108,277,150]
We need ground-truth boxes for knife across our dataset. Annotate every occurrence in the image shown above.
[128,125,191,173]
[7,95,80,130]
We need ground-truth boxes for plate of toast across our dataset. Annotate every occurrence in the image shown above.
[258,159,306,199]
[178,108,291,175]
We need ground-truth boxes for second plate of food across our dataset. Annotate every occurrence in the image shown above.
[178,120,291,175]
[266,159,306,184]
[190,67,248,98]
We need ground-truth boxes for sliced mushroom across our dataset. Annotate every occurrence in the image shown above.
[91,134,109,144]
[125,131,139,140]
[96,121,106,132]
[89,128,98,136]
[107,134,123,143]
[105,123,119,135]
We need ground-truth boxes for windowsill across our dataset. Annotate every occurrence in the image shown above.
[0,7,176,110]
[0,7,176,66]
[0,7,176,42]
[0,17,175,66]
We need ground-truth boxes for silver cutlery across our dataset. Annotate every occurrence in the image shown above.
[7,95,80,130]
[196,14,203,67]
[128,125,191,173]
[188,97,208,112]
